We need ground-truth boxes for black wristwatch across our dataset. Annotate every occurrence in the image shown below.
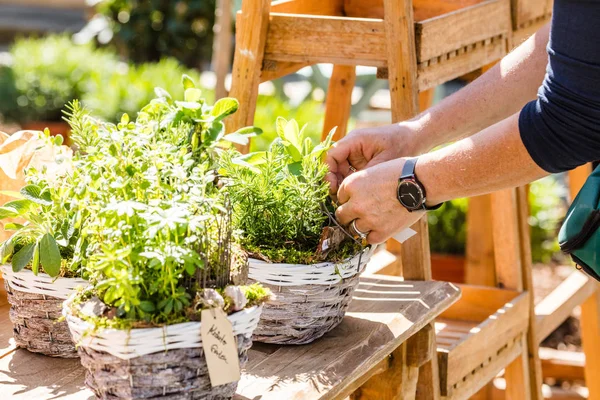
[397,157,442,212]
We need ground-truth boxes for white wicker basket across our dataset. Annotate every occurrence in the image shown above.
[1,265,88,299]
[64,300,263,360]
[65,302,263,399]
[248,246,375,344]
[1,264,88,357]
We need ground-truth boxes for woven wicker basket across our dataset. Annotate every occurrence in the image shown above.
[1,265,88,358]
[65,302,262,400]
[248,246,374,345]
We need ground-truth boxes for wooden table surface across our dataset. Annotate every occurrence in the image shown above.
[0,275,460,400]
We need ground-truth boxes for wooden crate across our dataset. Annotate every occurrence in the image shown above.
[264,0,510,91]
[435,285,530,399]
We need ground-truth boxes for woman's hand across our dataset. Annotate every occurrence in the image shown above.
[334,158,424,244]
[325,123,430,196]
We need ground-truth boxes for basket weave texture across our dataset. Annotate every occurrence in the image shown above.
[1,265,87,358]
[248,247,374,345]
[65,305,262,400]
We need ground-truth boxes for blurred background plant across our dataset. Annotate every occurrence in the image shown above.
[96,0,218,69]
[82,57,205,122]
[0,35,117,124]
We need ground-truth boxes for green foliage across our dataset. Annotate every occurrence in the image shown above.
[221,118,342,264]
[0,35,118,124]
[82,58,207,123]
[250,95,324,152]
[97,0,217,68]
[427,177,566,263]
[529,176,566,263]
[62,76,262,324]
[428,198,468,256]
[0,131,79,278]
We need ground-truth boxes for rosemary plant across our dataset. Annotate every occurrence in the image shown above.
[220,117,361,264]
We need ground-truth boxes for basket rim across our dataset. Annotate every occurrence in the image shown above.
[1,264,88,299]
[248,246,375,286]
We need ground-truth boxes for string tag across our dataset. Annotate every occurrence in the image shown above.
[200,308,241,387]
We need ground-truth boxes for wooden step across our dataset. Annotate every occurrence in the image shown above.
[535,271,596,344]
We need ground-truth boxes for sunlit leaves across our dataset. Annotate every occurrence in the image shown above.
[39,233,61,277]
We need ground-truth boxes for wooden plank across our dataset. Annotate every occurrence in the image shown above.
[363,249,399,276]
[580,288,600,400]
[0,347,91,399]
[491,188,523,291]
[465,195,496,286]
[260,60,310,82]
[444,333,523,399]
[236,277,460,400]
[322,65,357,141]
[264,14,387,67]
[0,303,16,358]
[568,163,593,201]
[511,16,550,47]
[438,284,519,322]
[349,343,419,400]
[212,0,234,100]
[344,0,485,21]
[417,36,506,91]
[539,347,584,381]
[511,0,552,29]
[271,0,345,15]
[535,271,596,343]
[441,292,529,391]
[516,185,544,400]
[416,0,510,62]
[226,0,272,152]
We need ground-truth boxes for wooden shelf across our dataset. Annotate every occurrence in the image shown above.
[263,0,510,90]
[435,285,530,399]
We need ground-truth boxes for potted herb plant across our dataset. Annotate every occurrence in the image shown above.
[220,117,374,345]
[0,129,87,358]
[62,77,270,399]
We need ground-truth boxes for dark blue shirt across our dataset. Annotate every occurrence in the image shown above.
[519,0,600,173]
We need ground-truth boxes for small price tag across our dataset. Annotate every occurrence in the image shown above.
[200,308,241,387]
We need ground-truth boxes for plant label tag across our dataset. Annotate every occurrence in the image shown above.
[200,308,241,387]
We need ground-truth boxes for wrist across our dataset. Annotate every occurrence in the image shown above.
[396,116,439,156]
[413,154,445,206]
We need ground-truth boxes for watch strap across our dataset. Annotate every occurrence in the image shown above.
[401,157,418,179]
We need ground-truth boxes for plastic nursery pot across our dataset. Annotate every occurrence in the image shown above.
[1,265,88,358]
[64,300,263,400]
[248,246,375,345]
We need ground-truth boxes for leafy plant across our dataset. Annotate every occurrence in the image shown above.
[0,131,80,278]
[82,58,207,123]
[427,198,468,256]
[97,0,217,68]
[63,76,265,325]
[0,35,118,124]
[250,95,324,152]
[221,117,360,264]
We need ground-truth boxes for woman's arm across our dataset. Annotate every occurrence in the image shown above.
[326,24,550,194]
[334,111,548,244]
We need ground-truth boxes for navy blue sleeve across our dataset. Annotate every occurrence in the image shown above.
[519,0,600,173]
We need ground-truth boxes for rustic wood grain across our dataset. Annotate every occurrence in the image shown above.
[0,279,459,400]
[235,277,460,400]
[322,65,357,141]
[225,0,272,153]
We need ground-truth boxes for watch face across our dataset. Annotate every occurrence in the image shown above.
[397,180,424,210]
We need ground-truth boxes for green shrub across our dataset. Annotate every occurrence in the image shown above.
[82,58,206,122]
[97,0,217,68]
[0,35,118,124]
[427,177,566,263]
[428,198,468,256]
[250,95,324,152]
